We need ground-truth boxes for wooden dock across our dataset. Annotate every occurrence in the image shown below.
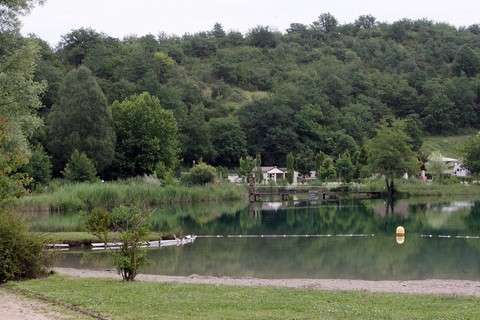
[248,180,382,202]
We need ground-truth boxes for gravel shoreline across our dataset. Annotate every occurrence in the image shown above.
[55,267,480,296]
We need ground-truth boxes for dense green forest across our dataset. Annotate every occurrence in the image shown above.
[3,0,480,184]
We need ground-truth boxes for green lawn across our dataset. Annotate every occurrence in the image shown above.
[421,135,473,158]
[7,276,480,320]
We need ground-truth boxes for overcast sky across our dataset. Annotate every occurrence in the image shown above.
[21,0,480,45]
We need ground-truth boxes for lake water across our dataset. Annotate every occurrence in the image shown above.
[50,197,480,280]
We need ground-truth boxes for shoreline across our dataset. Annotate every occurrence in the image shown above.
[54,267,480,297]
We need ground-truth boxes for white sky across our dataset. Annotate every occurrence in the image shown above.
[21,0,480,45]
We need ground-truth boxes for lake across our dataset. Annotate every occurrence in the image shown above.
[44,197,480,280]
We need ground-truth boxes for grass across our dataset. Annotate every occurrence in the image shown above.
[359,179,480,196]
[6,275,480,320]
[16,181,247,213]
[421,134,473,158]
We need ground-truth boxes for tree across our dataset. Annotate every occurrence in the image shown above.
[21,145,52,188]
[312,13,338,33]
[254,153,263,183]
[63,150,97,182]
[58,28,107,66]
[366,122,418,196]
[0,0,41,35]
[239,99,299,165]
[239,156,256,181]
[426,151,447,183]
[247,25,278,48]
[335,153,355,183]
[453,46,480,77]
[286,153,295,184]
[463,133,480,177]
[0,4,45,199]
[209,117,247,168]
[355,15,377,30]
[153,51,175,83]
[181,104,213,164]
[182,162,217,185]
[111,206,151,281]
[86,207,111,246]
[211,23,226,38]
[47,66,115,174]
[111,92,179,178]
[319,157,336,181]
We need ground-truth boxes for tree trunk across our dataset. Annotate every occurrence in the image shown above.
[385,176,396,198]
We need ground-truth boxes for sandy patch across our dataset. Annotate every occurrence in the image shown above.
[54,267,480,297]
[0,289,88,320]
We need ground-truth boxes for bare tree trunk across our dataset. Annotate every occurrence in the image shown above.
[385,176,396,198]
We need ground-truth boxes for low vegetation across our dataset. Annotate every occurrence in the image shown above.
[361,179,480,196]
[16,180,247,212]
[106,206,151,281]
[0,211,49,283]
[7,276,480,320]
[421,135,473,159]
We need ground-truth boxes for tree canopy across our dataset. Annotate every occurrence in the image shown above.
[366,121,418,195]
[111,92,179,178]
[46,66,115,174]
[8,10,480,181]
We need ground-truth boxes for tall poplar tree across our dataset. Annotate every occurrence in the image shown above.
[47,66,115,174]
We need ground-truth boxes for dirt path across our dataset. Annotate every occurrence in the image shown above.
[0,288,88,320]
[55,267,480,297]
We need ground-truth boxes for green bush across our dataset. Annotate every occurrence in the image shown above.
[0,211,49,283]
[111,206,151,281]
[22,146,52,189]
[86,207,111,245]
[182,162,217,185]
[63,150,97,182]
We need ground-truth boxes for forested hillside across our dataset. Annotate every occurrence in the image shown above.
[24,14,480,177]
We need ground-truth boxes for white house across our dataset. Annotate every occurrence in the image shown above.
[260,166,298,184]
[439,157,470,177]
[426,155,470,178]
[453,162,470,177]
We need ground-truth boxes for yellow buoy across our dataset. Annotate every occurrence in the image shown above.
[396,226,405,236]
[396,235,405,245]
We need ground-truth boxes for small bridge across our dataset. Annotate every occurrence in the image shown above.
[248,177,383,202]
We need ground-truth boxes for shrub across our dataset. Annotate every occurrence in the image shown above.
[86,207,111,246]
[111,206,151,281]
[0,211,48,283]
[22,146,52,189]
[63,150,97,182]
[154,161,176,185]
[182,162,217,185]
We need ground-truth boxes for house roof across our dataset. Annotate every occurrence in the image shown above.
[441,157,459,163]
[261,166,285,174]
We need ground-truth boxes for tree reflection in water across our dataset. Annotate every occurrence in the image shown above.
[56,197,480,281]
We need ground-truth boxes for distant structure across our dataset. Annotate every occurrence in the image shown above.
[426,155,470,178]
[260,166,298,184]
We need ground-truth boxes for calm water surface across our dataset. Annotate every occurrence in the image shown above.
[48,197,480,280]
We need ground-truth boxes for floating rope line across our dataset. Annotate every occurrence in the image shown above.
[197,234,375,238]
[421,234,480,239]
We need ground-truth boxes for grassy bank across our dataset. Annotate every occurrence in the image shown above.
[16,181,247,213]
[7,276,480,320]
[421,135,472,158]
[360,179,480,197]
